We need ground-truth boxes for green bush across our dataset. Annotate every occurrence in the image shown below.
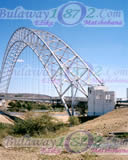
[68,116,80,126]
[0,123,11,130]
[75,102,88,116]
[51,103,64,112]
[8,101,52,112]
[0,123,13,139]
[12,114,65,136]
[8,101,24,112]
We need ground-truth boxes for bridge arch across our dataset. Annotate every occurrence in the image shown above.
[0,27,103,115]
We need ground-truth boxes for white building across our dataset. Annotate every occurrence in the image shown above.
[88,86,115,116]
[0,99,6,107]
[127,88,128,100]
[0,100,2,106]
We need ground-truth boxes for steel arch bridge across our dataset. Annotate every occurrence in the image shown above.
[0,27,103,116]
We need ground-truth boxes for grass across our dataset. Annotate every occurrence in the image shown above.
[0,113,69,139]
[0,123,12,137]
[12,113,68,137]
[7,100,64,112]
[113,132,128,139]
[0,123,13,145]
[0,114,102,160]
[68,116,80,126]
[38,153,98,160]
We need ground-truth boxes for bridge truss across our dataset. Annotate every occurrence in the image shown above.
[0,27,103,116]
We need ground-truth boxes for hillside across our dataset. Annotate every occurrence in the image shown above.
[69,108,128,136]
[0,108,128,160]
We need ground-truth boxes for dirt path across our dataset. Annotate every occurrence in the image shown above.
[0,115,13,125]
[0,147,128,160]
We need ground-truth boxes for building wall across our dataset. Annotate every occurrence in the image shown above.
[0,100,6,107]
[88,86,115,116]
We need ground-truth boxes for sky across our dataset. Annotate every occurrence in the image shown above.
[0,0,128,98]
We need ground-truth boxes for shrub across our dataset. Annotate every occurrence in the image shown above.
[52,103,64,112]
[26,103,32,111]
[8,101,53,112]
[75,102,88,116]
[8,101,15,107]
[12,114,65,136]
[81,153,98,160]
[0,123,13,139]
[68,116,80,126]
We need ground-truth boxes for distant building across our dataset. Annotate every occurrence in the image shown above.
[0,100,2,106]
[88,86,115,116]
[0,99,6,107]
[127,88,128,100]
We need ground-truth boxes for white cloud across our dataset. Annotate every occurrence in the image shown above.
[17,59,24,63]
